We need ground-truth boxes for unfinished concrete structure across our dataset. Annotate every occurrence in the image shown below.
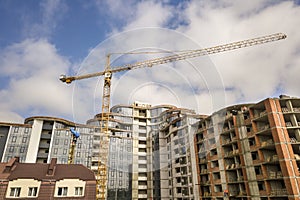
[194,95,300,200]
[157,107,203,199]
[86,102,202,200]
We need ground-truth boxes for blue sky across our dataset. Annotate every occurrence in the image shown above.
[0,0,300,123]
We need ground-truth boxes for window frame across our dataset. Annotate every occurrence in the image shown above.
[28,187,38,197]
[75,187,83,196]
[10,187,21,197]
[57,187,68,196]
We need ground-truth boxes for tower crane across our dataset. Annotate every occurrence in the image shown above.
[59,32,286,199]
[68,128,80,164]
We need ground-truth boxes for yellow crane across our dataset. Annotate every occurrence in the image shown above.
[59,32,286,199]
[68,128,80,164]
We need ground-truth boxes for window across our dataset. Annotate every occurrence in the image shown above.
[12,136,17,143]
[57,187,68,196]
[14,127,19,133]
[20,147,25,153]
[63,149,68,155]
[53,148,58,154]
[10,187,21,197]
[24,127,29,133]
[22,136,27,143]
[110,180,114,186]
[251,152,259,160]
[75,187,83,196]
[28,187,38,197]
[9,146,14,153]
[249,138,255,146]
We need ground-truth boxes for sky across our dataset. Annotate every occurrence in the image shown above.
[0,0,300,124]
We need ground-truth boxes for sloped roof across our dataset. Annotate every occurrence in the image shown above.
[0,158,95,181]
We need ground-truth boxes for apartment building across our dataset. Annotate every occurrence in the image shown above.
[86,101,202,200]
[157,107,203,200]
[0,116,94,165]
[0,102,201,200]
[0,157,96,199]
[87,102,177,200]
[194,95,300,200]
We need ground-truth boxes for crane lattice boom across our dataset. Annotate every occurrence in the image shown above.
[59,32,286,200]
[60,33,286,84]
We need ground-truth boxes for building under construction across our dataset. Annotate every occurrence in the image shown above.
[1,95,300,199]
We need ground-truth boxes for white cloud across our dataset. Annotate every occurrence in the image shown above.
[0,39,75,123]
[179,0,300,105]
[2,0,300,125]
[93,0,300,114]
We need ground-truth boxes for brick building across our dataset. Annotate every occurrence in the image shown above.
[194,95,300,200]
[0,157,96,199]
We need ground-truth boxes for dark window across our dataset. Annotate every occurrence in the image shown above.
[57,187,68,196]
[10,187,21,197]
[28,187,38,197]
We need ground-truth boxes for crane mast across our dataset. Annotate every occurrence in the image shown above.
[68,128,80,164]
[59,32,286,200]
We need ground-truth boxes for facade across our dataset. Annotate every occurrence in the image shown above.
[2,96,300,199]
[0,157,96,199]
[156,107,203,200]
[0,116,94,165]
[0,102,201,199]
[194,95,300,200]
[87,102,201,200]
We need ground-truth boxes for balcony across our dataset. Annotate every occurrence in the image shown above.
[270,188,287,196]
[39,143,50,149]
[40,133,51,139]
[37,152,48,158]
[268,171,283,179]
[42,124,53,130]
[138,185,147,190]
[138,176,147,181]
[138,194,148,199]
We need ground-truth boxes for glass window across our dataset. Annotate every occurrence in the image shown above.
[53,148,58,154]
[28,187,38,197]
[63,149,67,155]
[64,139,68,145]
[22,136,27,143]
[12,136,17,143]
[75,187,83,196]
[55,139,59,145]
[110,180,114,186]
[24,127,29,133]
[10,187,21,197]
[20,147,25,153]
[57,187,68,196]
[14,127,19,133]
[9,146,14,153]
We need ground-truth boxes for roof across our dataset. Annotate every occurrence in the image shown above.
[0,158,95,181]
